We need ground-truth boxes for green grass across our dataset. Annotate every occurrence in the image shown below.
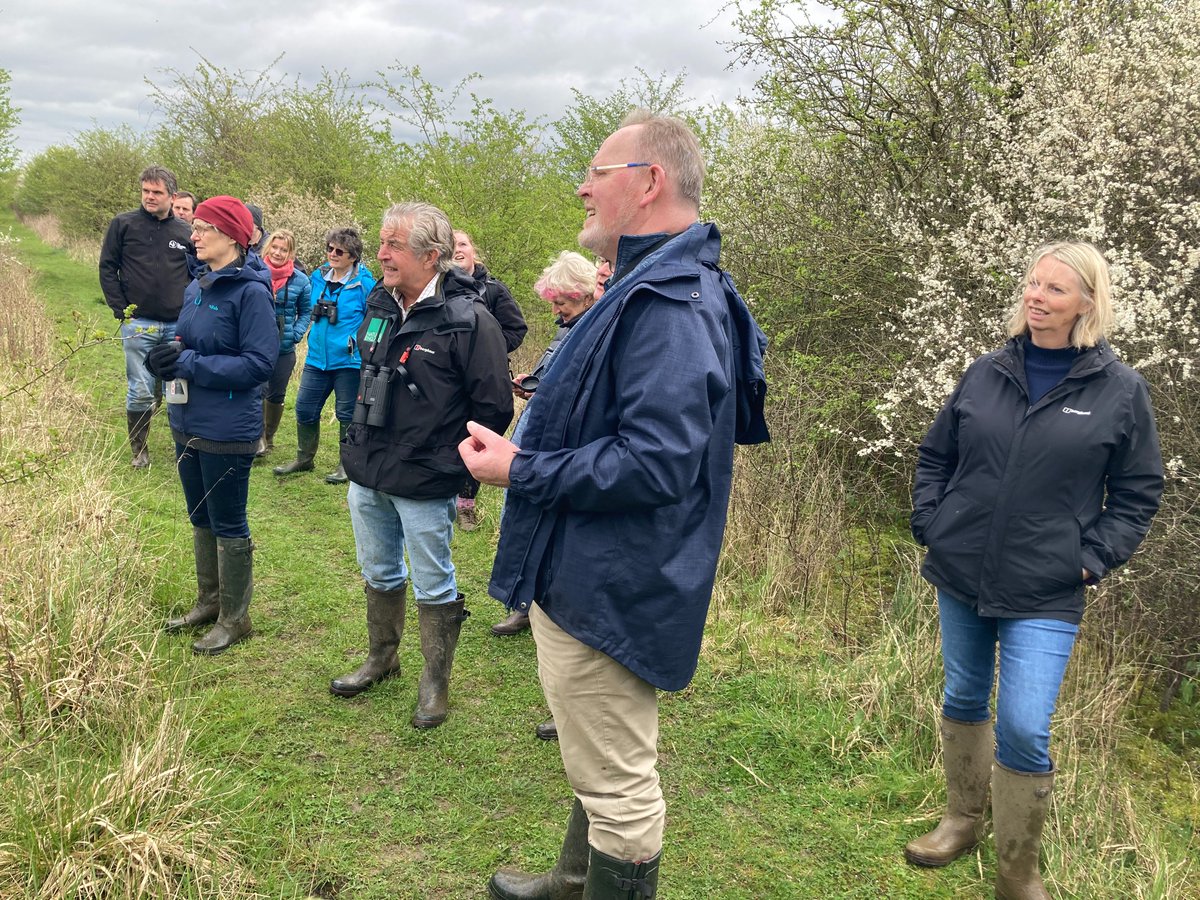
[4,208,1197,898]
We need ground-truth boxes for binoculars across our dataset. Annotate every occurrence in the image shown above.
[313,299,339,325]
[353,363,421,427]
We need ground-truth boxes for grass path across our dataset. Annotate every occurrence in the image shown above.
[11,209,1176,899]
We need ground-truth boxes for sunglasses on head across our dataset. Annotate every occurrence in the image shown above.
[327,245,347,257]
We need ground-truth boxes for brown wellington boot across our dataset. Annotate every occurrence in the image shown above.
[165,526,220,633]
[488,798,589,900]
[993,760,1054,900]
[330,583,407,697]
[193,537,254,655]
[411,595,470,729]
[582,845,660,899]
[273,421,319,475]
[256,400,285,457]
[904,716,993,867]
[127,409,153,468]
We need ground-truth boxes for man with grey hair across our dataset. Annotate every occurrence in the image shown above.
[463,111,768,898]
[99,165,194,468]
[333,202,513,730]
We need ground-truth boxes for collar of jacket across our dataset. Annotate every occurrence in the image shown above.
[195,250,270,291]
[993,335,1115,393]
[320,261,367,288]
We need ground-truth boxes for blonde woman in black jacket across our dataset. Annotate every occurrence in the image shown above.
[904,241,1163,899]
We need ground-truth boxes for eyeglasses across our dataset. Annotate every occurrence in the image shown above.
[327,245,347,257]
[192,221,217,235]
[581,162,651,185]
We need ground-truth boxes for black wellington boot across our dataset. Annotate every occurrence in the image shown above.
[411,595,470,729]
[488,799,589,899]
[193,537,254,655]
[165,526,220,633]
[582,846,659,899]
[273,421,319,475]
[330,582,407,697]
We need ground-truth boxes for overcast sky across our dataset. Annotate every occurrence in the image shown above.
[4,1,767,161]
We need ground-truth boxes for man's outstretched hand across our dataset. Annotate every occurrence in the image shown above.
[459,420,517,487]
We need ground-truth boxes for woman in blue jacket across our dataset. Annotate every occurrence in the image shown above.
[904,242,1163,898]
[257,228,312,457]
[273,226,375,483]
[145,196,278,655]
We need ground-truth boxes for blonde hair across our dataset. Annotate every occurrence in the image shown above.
[1007,241,1114,348]
[266,228,296,258]
[534,251,598,301]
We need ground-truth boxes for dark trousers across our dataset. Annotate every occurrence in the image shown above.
[264,350,297,404]
[175,443,254,538]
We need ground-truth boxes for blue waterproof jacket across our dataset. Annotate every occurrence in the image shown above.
[273,268,312,355]
[305,262,376,370]
[168,252,279,443]
[489,223,768,691]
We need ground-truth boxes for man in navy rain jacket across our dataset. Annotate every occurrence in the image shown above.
[462,110,768,900]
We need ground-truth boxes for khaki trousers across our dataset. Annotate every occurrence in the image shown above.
[530,602,665,861]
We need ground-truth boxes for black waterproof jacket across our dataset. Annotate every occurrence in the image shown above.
[98,207,194,321]
[912,337,1163,623]
[467,263,527,353]
[341,269,514,500]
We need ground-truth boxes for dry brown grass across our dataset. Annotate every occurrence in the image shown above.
[20,214,99,267]
[0,236,257,899]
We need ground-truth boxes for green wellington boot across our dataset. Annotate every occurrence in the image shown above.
[488,799,589,899]
[193,537,254,655]
[325,421,349,483]
[273,420,319,475]
[411,595,470,729]
[126,409,152,469]
[164,526,220,633]
[330,583,407,697]
[994,760,1055,900]
[582,846,659,899]
[904,716,993,866]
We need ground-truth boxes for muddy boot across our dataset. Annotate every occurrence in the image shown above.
[488,798,589,899]
[273,421,319,475]
[457,496,478,531]
[411,595,470,729]
[582,846,660,899]
[330,583,407,697]
[127,409,152,469]
[535,718,559,741]
[325,422,349,484]
[904,716,993,867]
[165,526,220,633]
[993,760,1054,900]
[256,400,285,457]
[193,537,254,655]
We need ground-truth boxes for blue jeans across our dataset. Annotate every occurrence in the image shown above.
[121,316,177,412]
[175,443,254,538]
[294,365,358,425]
[347,482,458,604]
[938,590,1078,773]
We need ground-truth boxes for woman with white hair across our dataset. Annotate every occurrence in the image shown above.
[905,241,1163,898]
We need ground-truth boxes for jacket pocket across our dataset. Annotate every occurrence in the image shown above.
[1002,514,1083,595]
[923,490,991,594]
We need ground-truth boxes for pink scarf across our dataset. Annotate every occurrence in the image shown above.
[265,257,295,296]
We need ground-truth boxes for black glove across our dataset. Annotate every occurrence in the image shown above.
[146,341,183,379]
